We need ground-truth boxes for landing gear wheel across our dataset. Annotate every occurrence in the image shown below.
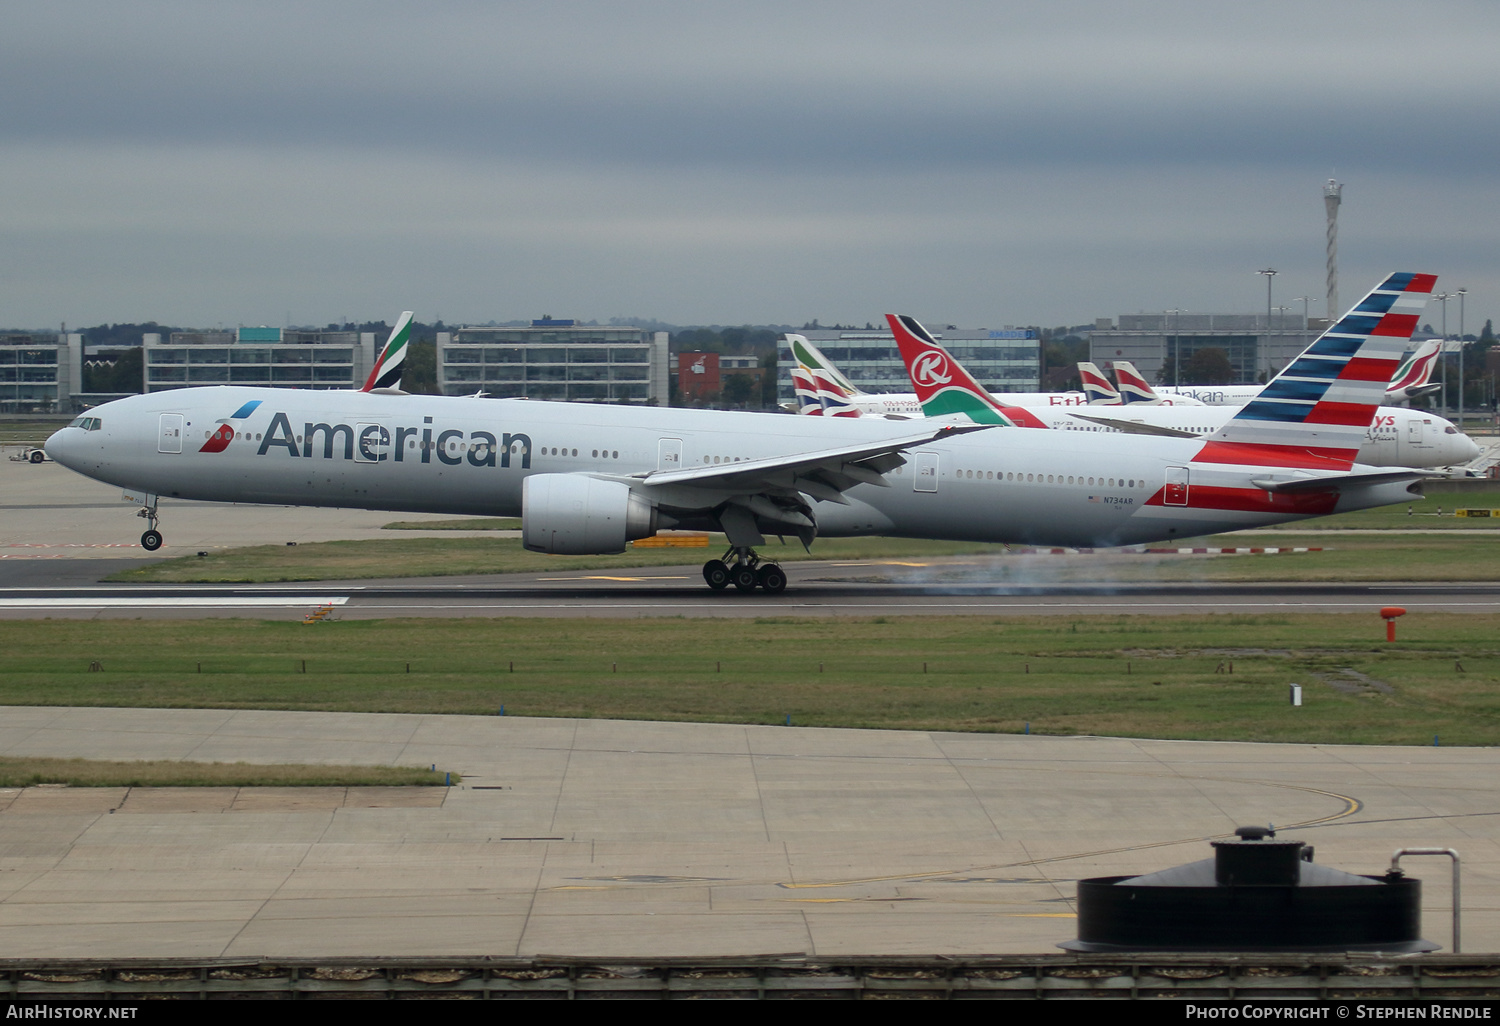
[702,559,730,590]
[732,565,759,593]
[140,529,163,552]
[756,563,787,595]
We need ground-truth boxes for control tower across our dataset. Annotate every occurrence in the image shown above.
[1324,179,1342,320]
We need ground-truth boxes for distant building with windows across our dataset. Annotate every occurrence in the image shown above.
[437,320,669,404]
[1089,313,1320,385]
[0,333,81,413]
[143,327,377,393]
[776,327,1040,402]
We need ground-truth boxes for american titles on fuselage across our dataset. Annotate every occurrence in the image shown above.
[249,411,532,469]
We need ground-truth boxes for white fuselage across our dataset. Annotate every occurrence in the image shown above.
[1051,406,1478,469]
[48,388,1423,551]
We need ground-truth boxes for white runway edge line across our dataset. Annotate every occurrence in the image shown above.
[0,597,350,608]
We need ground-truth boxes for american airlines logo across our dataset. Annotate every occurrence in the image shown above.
[911,351,952,388]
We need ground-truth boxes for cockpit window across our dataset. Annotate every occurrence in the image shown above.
[68,415,87,429]
[68,416,103,431]
[1445,426,1458,434]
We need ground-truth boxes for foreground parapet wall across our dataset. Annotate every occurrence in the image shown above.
[0,956,1497,1000]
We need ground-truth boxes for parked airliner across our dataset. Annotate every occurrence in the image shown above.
[47,274,1437,593]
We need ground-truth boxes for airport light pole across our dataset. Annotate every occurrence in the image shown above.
[1456,288,1468,428]
[1166,308,1182,386]
[1434,292,1451,417]
[1258,268,1278,329]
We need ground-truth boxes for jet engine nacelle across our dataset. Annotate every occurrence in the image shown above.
[522,474,658,554]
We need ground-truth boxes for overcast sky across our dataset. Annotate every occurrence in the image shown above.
[3,1,1497,332]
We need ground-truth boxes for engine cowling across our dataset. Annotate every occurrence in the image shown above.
[522,474,658,554]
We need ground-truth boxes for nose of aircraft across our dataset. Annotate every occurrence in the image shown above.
[43,425,77,468]
[1456,430,1482,463]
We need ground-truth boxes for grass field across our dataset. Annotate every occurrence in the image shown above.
[3,614,1496,746]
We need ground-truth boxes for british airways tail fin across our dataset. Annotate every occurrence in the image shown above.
[790,364,827,415]
[361,311,414,393]
[1112,361,1164,405]
[1197,273,1436,470]
[886,314,1014,426]
[1077,362,1123,404]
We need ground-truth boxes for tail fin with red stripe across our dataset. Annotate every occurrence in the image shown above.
[1195,273,1435,470]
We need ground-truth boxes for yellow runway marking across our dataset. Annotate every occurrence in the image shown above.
[564,576,691,582]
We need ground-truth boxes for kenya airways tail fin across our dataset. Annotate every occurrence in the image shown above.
[1077,362,1123,405]
[886,315,1013,426]
[361,311,414,393]
[1197,273,1436,470]
[1385,339,1443,403]
[1112,361,1166,405]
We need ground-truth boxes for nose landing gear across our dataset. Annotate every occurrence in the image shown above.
[702,546,786,594]
[136,502,163,551]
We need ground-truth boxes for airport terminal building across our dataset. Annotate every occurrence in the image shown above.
[436,321,669,404]
[0,333,81,413]
[143,327,378,393]
[777,327,1041,401]
[1089,312,1323,385]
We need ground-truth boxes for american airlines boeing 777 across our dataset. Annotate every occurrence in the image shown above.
[46,273,1437,593]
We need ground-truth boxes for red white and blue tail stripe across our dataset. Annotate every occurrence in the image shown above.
[790,365,826,415]
[1113,361,1162,405]
[1077,362,1122,405]
[1196,272,1435,470]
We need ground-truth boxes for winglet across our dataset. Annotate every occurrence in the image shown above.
[886,314,1013,426]
[361,311,415,393]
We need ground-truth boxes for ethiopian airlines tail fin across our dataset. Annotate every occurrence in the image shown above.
[1077,362,1123,405]
[1385,338,1443,403]
[1197,273,1436,471]
[361,312,414,393]
[886,315,1014,426]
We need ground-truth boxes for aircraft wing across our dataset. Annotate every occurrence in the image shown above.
[604,421,990,547]
[1067,413,1199,438]
[1249,467,1440,494]
[636,422,989,495]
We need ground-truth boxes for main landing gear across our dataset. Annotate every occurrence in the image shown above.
[702,546,787,595]
[137,502,163,551]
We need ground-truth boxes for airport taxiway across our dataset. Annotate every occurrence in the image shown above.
[0,706,1495,959]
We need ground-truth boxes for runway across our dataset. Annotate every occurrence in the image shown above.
[4,571,1500,619]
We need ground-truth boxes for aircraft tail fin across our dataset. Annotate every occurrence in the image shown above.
[1077,362,1123,405]
[1386,338,1443,401]
[787,335,862,396]
[790,364,826,415]
[886,315,1013,426]
[1197,273,1436,470]
[1112,361,1164,405]
[361,311,414,393]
